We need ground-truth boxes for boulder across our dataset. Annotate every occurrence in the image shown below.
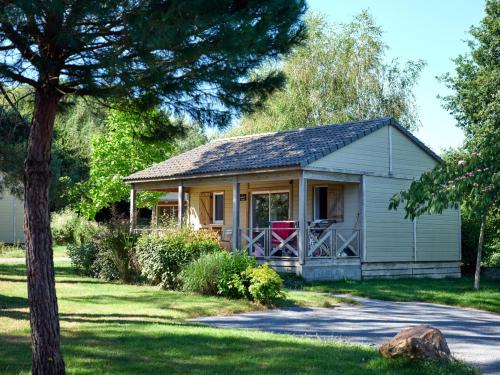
[379,325,452,361]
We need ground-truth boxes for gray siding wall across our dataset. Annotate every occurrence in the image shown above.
[309,126,390,175]
[416,209,461,261]
[364,175,460,263]
[0,191,24,244]
[364,176,414,262]
[392,127,436,177]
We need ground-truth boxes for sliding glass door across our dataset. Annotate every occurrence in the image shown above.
[251,192,289,228]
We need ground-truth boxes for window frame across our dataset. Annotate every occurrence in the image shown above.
[212,192,224,225]
[313,185,329,221]
[250,190,291,229]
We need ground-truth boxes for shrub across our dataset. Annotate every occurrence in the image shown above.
[51,209,101,245]
[181,251,226,295]
[136,228,221,289]
[245,264,284,304]
[92,223,139,282]
[485,251,500,268]
[217,251,257,299]
[67,243,98,276]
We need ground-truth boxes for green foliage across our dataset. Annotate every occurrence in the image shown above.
[136,229,222,289]
[181,252,283,304]
[217,252,258,299]
[230,11,424,136]
[486,252,500,268]
[51,209,101,246]
[460,207,500,270]
[92,223,139,282]
[180,252,227,295]
[0,0,306,127]
[389,1,499,288]
[67,243,98,276]
[245,264,285,304]
[74,106,208,219]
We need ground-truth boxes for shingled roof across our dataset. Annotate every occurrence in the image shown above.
[124,117,439,182]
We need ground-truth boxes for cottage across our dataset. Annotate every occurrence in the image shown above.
[124,118,461,280]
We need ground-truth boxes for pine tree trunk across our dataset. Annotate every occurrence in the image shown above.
[24,91,66,375]
[473,213,487,291]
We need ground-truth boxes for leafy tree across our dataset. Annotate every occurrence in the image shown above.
[389,0,499,290]
[0,1,305,373]
[230,11,425,136]
[0,92,107,210]
[74,107,207,219]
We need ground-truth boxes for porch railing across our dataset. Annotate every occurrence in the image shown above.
[239,227,360,260]
[307,228,360,259]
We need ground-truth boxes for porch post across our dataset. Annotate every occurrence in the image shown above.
[232,177,240,253]
[298,172,307,265]
[130,184,137,232]
[178,183,185,229]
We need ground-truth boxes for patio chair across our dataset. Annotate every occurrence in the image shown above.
[270,221,297,257]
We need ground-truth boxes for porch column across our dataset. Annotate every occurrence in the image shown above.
[298,172,307,265]
[232,177,240,253]
[130,184,137,232]
[178,183,185,229]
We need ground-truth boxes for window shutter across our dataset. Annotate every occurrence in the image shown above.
[199,192,213,225]
[327,185,344,222]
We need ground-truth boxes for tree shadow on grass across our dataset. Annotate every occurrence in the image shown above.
[1,323,476,375]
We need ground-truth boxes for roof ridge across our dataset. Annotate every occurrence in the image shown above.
[218,117,393,141]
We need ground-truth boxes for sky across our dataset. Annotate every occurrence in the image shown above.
[307,0,486,154]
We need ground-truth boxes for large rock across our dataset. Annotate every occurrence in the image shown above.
[379,325,452,361]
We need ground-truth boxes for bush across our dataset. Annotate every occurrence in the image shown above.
[67,243,98,276]
[181,251,226,295]
[245,264,284,304]
[217,251,257,299]
[485,251,500,268]
[136,228,221,289]
[51,209,101,245]
[92,223,139,282]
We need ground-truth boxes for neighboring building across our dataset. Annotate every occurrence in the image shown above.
[125,118,461,281]
[0,189,24,244]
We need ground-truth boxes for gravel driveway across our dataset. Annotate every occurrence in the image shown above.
[194,296,500,374]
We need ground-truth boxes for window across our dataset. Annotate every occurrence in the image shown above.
[314,187,328,220]
[251,192,290,228]
[213,192,224,224]
[313,185,344,222]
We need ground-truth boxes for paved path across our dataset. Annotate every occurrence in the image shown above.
[194,296,500,374]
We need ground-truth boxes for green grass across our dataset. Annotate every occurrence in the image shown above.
[0,244,67,258]
[0,260,477,375]
[303,277,500,313]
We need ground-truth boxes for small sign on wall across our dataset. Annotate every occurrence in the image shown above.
[239,194,247,201]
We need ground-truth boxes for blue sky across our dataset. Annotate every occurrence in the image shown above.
[307,0,485,154]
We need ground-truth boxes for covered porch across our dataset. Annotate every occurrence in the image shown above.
[129,169,364,277]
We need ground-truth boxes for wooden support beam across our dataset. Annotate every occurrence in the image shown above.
[232,177,240,253]
[178,183,185,229]
[130,184,137,232]
[360,176,366,261]
[298,173,307,265]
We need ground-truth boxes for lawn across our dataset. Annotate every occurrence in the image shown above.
[0,244,67,258]
[0,260,476,374]
[303,277,500,313]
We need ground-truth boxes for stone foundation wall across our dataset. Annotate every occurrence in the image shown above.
[361,261,461,279]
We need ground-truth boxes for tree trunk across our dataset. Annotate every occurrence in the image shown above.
[473,213,487,290]
[24,91,66,375]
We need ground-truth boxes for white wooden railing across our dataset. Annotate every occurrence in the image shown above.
[307,228,360,258]
[239,227,359,260]
[239,228,299,258]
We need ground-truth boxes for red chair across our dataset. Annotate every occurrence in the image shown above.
[271,221,297,256]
